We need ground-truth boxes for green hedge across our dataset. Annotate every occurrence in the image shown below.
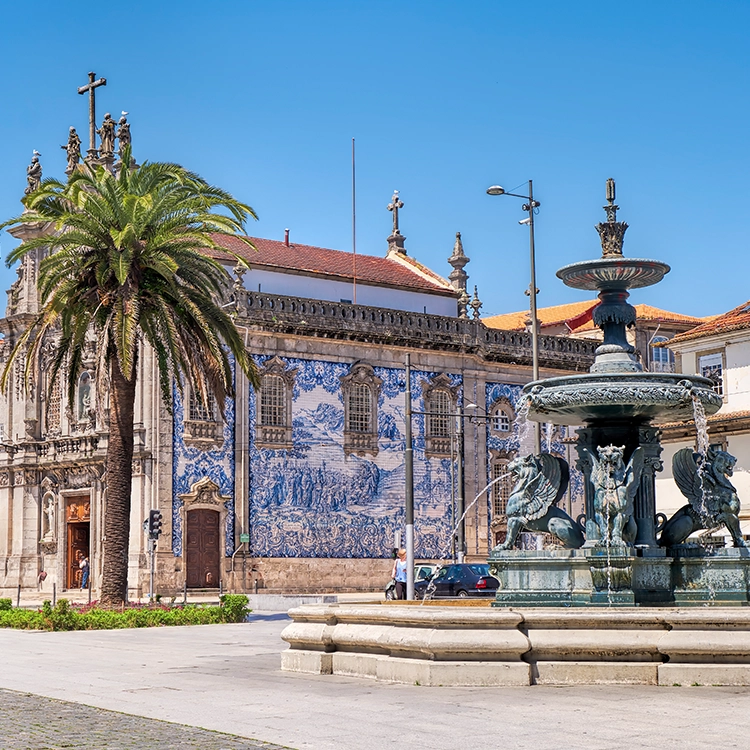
[0,594,250,631]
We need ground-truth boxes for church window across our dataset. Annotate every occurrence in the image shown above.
[348,383,372,433]
[183,387,222,450]
[491,459,513,516]
[341,363,382,457]
[490,398,515,435]
[422,374,459,458]
[428,390,453,438]
[255,357,296,449]
[189,390,216,422]
[260,375,286,427]
[698,352,724,396]
[46,374,61,435]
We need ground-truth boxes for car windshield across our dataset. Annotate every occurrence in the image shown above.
[468,564,490,576]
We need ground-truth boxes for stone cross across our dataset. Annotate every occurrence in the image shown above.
[77,72,107,158]
[387,190,404,235]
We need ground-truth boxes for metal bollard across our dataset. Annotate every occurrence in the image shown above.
[219,579,223,597]
[16,584,20,608]
[183,580,187,605]
[52,582,57,607]
[88,584,92,605]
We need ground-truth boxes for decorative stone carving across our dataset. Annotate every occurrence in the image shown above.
[66,497,91,522]
[180,476,229,508]
[659,447,747,548]
[62,465,96,489]
[61,127,82,173]
[341,363,382,457]
[97,113,116,157]
[25,153,42,194]
[491,454,584,551]
[583,445,643,547]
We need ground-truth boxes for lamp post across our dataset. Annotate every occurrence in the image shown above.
[487,180,542,454]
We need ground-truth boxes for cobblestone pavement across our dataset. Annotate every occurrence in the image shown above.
[0,689,292,750]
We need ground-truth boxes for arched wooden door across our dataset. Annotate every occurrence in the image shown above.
[186,509,221,588]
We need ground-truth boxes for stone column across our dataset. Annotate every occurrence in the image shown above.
[633,425,663,548]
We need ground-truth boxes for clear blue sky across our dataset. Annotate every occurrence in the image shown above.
[0,1,747,319]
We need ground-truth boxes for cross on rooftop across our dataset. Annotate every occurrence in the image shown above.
[77,72,107,158]
[387,190,404,235]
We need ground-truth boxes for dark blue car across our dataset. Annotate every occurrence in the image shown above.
[414,563,499,599]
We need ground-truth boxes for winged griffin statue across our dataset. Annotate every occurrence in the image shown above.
[659,447,746,548]
[491,453,584,551]
[582,445,643,547]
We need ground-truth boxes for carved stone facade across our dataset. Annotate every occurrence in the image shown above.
[0,221,596,598]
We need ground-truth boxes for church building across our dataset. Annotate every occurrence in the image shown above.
[0,173,597,597]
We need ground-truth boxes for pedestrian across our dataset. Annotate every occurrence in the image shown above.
[79,553,89,590]
[391,548,407,600]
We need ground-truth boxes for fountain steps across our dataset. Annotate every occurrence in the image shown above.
[281,603,750,686]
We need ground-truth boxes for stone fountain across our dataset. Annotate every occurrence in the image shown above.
[280,181,750,686]
[488,178,749,606]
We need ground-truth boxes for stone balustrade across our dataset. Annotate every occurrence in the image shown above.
[237,291,597,370]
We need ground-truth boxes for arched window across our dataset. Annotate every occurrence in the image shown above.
[348,382,372,433]
[260,374,286,427]
[423,374,458,458]
[184,386,221,450]
[341,363,381,456]
[428,390,452,438]
[256,357,296,449]
[649,335,675,373]
[189,390,216,422]
[490,398,515,435]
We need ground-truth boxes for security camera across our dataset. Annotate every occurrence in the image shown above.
[518,217,531,226]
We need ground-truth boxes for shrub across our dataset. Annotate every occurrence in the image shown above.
[220,594,250,623]
[0,598,12,611]
[0,598,252,631]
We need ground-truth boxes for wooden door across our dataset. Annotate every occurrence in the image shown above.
[67,523,90,589]
[186,509,221,588]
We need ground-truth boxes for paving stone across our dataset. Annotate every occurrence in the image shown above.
[0,689,291,750]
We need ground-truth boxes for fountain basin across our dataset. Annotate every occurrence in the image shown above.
[281,603,750,686]
[524,372,722,425]
[557,257,671,291]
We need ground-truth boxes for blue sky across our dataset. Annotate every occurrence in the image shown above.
[0,1,747,319]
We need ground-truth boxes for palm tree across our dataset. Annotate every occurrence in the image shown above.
[1,152,259,606]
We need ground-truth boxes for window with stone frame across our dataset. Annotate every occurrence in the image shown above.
[256,357,296,449]
[698,351,724,396]
[490,398,515,435]
[45,373,62,436]
[341,363,382,457]
[184,386,222,449]
[423,374,459,458]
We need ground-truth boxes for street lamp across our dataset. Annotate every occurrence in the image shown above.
[487,180,542,454]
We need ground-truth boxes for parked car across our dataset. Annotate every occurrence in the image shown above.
[414,563,499,599]
[385,563,440,599]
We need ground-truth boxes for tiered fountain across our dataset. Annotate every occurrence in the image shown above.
[281,181,750,686]
[488,179,750,606]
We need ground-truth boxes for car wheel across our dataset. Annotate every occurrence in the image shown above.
[385,589,396,601]
[457,590,469,598]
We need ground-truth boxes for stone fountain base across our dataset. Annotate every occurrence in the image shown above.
[281,603,750,686]
[488,546,750,607]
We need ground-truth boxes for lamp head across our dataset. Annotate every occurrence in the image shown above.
[486,185,505,196]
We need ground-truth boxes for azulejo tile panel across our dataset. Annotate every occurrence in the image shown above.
[172,383,236,557]
[249,357,461,559]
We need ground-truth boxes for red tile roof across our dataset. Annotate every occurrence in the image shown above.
[669,299,750,344]
[207,234,455,296]
[484,299,706,332]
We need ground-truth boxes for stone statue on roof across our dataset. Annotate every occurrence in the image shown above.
[97,113,116,157]
[24,153,42,195]
[61,127,82,173]
[116,114,131,154]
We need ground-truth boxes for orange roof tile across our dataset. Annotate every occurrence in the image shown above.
[669,299,750,344]
[207,234,455,296]
[484,300,706,333]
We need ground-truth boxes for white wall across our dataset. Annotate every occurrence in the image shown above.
[240,267,457,317]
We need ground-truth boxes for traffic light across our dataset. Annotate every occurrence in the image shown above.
[148,509,163,539]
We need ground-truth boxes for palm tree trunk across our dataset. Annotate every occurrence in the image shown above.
[100,357,138,607]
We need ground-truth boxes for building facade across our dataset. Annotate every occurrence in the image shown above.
[0,220,596,598]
